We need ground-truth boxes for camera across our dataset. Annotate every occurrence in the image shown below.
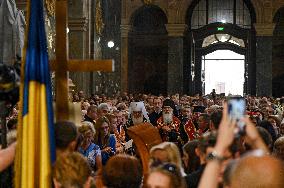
[227,96,246,134]
[0,64,20,106]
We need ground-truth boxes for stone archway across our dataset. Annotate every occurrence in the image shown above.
[178,0,261,24]
[272,6,284,97]
[121,0,280,96]
[128,5,168,95]
[183,0,257,95]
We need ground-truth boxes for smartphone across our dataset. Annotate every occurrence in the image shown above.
[227,96,246,134]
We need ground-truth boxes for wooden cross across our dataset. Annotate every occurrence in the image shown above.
[51,0,114,121]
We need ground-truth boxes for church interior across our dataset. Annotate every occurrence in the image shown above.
[8,0,284,97]
[2,1,284,188]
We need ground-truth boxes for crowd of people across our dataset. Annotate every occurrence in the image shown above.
[1,90,284,187]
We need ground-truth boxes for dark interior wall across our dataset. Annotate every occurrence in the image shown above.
[128,5,168,95]
[183,33,192,95]
[273,7,284,97]
[128,44,168,95]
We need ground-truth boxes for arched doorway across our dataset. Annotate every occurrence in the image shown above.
[272,7,284,97]
[128,5,168,95]
[185,0,256,96]
[202,50,245,95]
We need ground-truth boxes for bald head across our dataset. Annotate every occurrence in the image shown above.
[231,155,284,188]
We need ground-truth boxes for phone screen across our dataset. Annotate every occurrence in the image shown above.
[228,97,245,120]
[228,96,246,133]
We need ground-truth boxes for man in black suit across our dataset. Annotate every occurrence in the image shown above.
[149,97,163,126]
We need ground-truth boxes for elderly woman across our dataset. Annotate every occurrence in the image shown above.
[78,122,102,172]
[94,116,116,165]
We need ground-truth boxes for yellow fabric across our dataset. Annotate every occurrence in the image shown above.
[14,0,30,187]
[16,82,52,188]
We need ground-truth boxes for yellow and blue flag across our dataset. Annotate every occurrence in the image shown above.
[15,0,56,187]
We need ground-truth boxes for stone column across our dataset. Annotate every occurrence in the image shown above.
[120,24,131,93]
[254,23,275,96]
[68,0,91,95]
[166,24,187,95]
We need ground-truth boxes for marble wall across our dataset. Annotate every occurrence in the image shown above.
[168,37,184,94]
[256,37,272,96]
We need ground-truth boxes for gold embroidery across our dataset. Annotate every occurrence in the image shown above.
[95,0,105,36]
[45,0,55,17]
[143,0,153,5]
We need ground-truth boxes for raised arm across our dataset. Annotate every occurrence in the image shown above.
[198,104,235,188]
[0,142,16,172]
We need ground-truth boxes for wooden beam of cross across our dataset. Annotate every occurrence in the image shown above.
[53,0,114,121]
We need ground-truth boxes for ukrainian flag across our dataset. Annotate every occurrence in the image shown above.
[15,0,56,187]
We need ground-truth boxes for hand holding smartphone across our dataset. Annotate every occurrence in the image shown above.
[227,96,246,135]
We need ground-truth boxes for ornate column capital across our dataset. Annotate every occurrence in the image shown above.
[254,23,275,36]
[166,24,188,37]
[120,24,131,37]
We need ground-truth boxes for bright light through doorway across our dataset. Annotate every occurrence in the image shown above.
[202,50,245,96]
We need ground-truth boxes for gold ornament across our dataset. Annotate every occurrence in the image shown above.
[95,0,105,36]
[45,0,55,17]
[143,0,153,5]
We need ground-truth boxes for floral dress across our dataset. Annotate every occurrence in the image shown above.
[78,143,101,170]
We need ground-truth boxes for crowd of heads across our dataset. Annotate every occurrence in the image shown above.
[1,90,284,187]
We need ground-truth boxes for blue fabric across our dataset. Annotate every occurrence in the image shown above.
[79,143,99,157]
[101,134,116,165]
[22,0,55,163]
[78,143,101,170]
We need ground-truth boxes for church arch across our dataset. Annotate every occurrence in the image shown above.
[272,6,284,97]
[177,0,259,24]
[124,1,168,25]
[273,6,284,36]
[129,4,168,34]
[128,5,168,95]
[185,0,256,28]
[184,0,256,95]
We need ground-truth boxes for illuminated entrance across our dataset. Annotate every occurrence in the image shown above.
[202,50,245,95]
[185,0,257,95]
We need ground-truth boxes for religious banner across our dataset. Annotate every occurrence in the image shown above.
[15,0,56,187]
